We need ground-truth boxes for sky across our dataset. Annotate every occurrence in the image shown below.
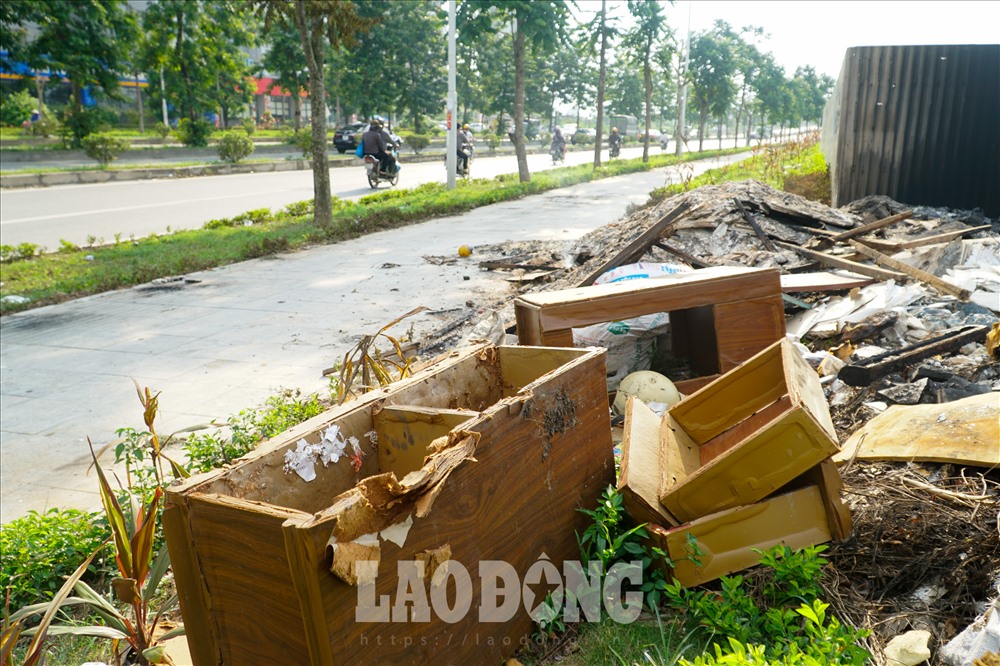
[593,0,1000,79]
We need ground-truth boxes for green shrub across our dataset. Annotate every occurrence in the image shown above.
[81,132,130,168]
[176,117,213,147]
[241,119,256,136]
[29,115,60,138]
[0,508,112,610]
[152,123,172,141]
[292,127,312,156]
[0,89,35,127]
[184,388,325,472]
[60,106,114,148]
[400,132,430,154]
[484,131,501,153]
[217,130,255,163]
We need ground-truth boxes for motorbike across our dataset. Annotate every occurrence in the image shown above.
[446,147,472,178]
[364,136,401,189]
[550,143,566,165]
[609,141,621,159]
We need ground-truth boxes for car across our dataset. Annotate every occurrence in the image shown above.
[333,122,367,153]
[571,127,597,145]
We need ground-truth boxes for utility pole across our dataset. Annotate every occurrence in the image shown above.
[675,1,691,156]
[160,66,169,128]
[446,0,457,190]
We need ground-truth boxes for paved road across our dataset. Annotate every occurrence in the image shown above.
[0,151,748,522]
[0,142,718,249]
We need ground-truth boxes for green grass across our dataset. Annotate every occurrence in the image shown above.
[2,156,308,175]
[0,146,745,315]
[543,615,704,666]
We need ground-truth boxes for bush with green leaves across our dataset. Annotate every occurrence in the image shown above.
[81,132,130,168]
[60,106,115,148]
[184,388,326,472]
[0,508,112,610]
[217,130,255,163]
[152,123,171,141]
[292,127,312,157]
[0,89,36,127]
[665,544,871,665]
[400,132,430,154]
[28,115,60,138]
[176,117,213,147]
[241,119,256,136]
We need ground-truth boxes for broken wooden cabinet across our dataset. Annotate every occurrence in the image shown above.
[163,345,614,665]
[657,338,840,523]
[514,266,785,394]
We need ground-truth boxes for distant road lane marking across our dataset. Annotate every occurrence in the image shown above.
[1,190,288,225]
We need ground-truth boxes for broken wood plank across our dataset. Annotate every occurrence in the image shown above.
[652,240,714,268]
[835,393,999,466]
[479,260,560,271]
[826,210,913,244]
[847,240,971,299]
[765,202,854,229]
[734,198,777,251]
[774,241,905,282]
[504,270,556,283]
[618,397,681,527]
[779,271,876,293]
[853,225,993,253]
[576,200,693,287]
[837,324,992,386]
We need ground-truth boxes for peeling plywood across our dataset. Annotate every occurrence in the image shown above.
[836,393,1000,466]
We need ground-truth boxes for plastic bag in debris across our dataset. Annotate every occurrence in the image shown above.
[464,310,511,346]
[939,602,1000,666]
[573,263,689,391]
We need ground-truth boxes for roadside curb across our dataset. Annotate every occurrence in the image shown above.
[0,146,576,190]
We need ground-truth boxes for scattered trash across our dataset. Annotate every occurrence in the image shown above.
[458,244,472,257]
[884,629,932,666]
[0,295,30,304]
[939,604,1000,666]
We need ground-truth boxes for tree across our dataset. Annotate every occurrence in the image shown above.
[143,0,256,125]
[26,0,137,110]
[731,26,764,147]
[262,19,309,129]
[254,0,375,228]
[623,0,667,162]
[584,0,618,167]
[688,20,738,152]
[792,65,834,129]
[460,1,571,183]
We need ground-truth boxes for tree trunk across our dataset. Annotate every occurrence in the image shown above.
[513,17,529,183]
[642,54,652,163]
[593,0,607,168]
[136,73,144,132]
[294,1,332,228]
[698,107,707,152]
[718,119,723,150]
[293,94,301,131]
[35,73,45,118]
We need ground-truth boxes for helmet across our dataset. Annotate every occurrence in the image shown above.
[611,127,618,132]
[612,371,682,415]
[462,124,470,130]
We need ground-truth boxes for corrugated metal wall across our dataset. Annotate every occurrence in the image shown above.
[828,44,999,216]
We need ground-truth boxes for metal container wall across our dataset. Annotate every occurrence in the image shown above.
[825,44,999,216]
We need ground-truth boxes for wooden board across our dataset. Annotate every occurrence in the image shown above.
[618,398,680,527]
[779,271,876,293]
[714,295,786,372]
[775,241,906,282]
[835,392,999,466]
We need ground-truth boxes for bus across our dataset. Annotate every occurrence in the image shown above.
[608,114,638,139]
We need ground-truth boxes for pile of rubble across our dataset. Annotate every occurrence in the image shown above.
[444,179,999,663]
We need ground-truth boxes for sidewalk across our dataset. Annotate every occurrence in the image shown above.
[0,152,747,522]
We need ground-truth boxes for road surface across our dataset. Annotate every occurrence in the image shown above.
[0,143,715,249]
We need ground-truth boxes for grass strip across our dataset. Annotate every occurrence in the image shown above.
[0,146,746,315]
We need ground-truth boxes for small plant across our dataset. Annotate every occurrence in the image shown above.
[0,508,112,611]
[241,119,256,136]
[217,130,255,163]
[81,132,130,168]
[335,308,425,403]
[152,123,171,142]
[60,106,114,148]
[292,127,312,157]
[400,132,430,154]
[58,239,80,253]
[0,245,14,262]
[664,544,871,665]
[484,131,501,153]
[176,117,213,147]
[0,90,35,127]
[532,591,566,646]
[282,200,313,217]
[10,242,41,261]
[27,115,59,138]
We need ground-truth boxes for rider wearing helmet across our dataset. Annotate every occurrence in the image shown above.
[608,126,622,154]
[362,116,396,175]
[551,126,566,160]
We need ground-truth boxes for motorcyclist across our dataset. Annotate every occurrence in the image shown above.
[362,116,396,175]
[462,123,475,161]
[376,117,401,173]
[608,126,622,157]
[550,127,566,161]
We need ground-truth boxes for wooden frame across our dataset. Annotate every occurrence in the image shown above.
[514,266,785,394]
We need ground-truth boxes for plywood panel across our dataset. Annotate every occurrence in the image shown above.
[714,295,785,371]
[373,406,477,480]
[619,398,680,527]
